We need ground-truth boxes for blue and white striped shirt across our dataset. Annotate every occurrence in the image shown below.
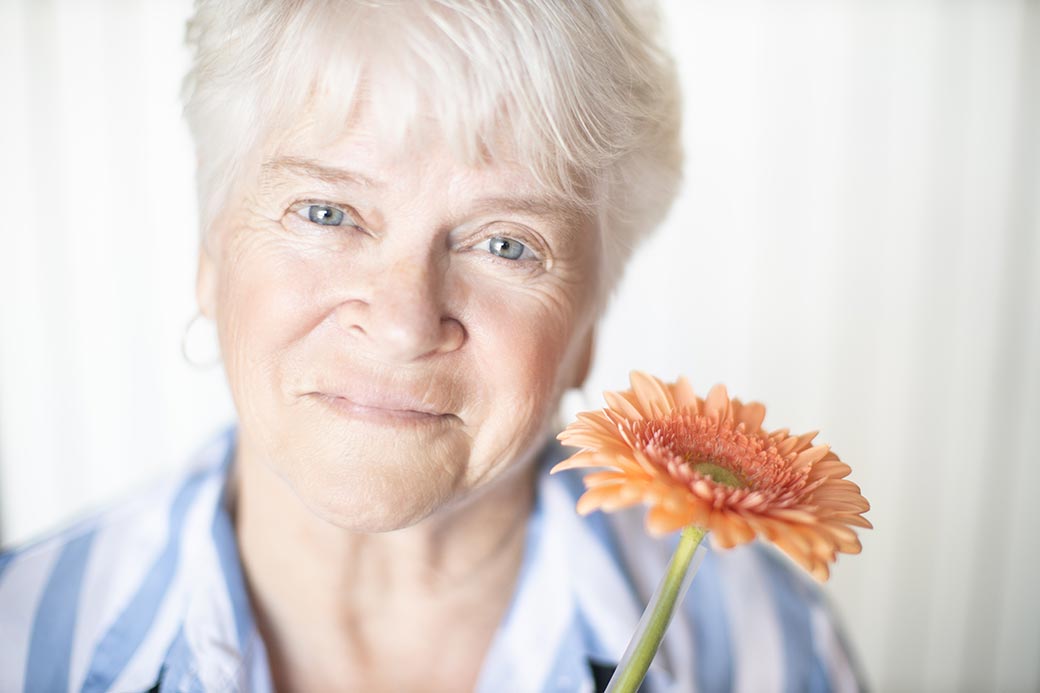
[0,423,862,692]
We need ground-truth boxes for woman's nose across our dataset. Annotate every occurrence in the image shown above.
[337,255,465,363]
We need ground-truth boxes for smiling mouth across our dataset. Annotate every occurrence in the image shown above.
[311,393,457,426]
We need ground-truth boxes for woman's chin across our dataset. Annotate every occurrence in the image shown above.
[285,455,464,533]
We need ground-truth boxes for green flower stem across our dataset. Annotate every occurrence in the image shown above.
[606,525,707,693]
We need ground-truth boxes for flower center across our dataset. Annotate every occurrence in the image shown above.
[691,461,747,489]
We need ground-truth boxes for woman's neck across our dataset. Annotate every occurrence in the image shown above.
[231,439,538,692]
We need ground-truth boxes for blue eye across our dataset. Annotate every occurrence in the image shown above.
[306,205,346,226]
[487,236,528,260]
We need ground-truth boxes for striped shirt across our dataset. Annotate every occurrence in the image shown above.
[0,422,862,692]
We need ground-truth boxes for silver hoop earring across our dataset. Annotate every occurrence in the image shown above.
[181,312,222,369]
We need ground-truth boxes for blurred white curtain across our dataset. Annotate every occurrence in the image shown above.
[1,1,1037,691]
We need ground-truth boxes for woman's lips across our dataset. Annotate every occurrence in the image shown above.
[311,393,456,427]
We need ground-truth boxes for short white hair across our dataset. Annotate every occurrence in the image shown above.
[182,0,682,300]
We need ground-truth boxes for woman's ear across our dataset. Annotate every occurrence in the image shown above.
[570,326,596,389]
[195,240,218,320]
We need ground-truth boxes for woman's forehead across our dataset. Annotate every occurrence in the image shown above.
[260,102,590,215]
[277,92,505,165]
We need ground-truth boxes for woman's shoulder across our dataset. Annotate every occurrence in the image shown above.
[0,422,234,571]
[0,423,236,692]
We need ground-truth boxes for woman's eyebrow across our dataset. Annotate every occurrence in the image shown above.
[470,196,588,228]
[261,156,588,228]
[260,156,385,188]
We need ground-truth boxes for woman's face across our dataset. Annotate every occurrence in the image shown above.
[197,104,602,531]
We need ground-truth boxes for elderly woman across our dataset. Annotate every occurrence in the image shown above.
[0,1,861,691]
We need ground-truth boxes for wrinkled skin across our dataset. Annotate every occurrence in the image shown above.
[197,103,602,533]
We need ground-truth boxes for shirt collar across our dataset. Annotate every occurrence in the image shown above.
[157,422,270,693]
[475,437,676,692]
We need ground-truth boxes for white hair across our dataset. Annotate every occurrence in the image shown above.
[182,0,682,301]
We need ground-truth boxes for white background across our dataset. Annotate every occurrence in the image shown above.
[1,1,1038,691]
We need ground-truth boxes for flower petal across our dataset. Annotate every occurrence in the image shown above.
[550,452,605,474]
[671,376,702,413]
[775,435,801,457]
[645,504,694,535]
[704,384,731,422]
[793,444,831,471]
[576,484,629,515]
[793,430,820,452]
[738,401,767,432]
[630,371,676,418]
[708,511,756,548]
[604,390,645,422]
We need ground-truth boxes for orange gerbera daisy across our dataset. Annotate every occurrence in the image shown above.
[552,371,871,581]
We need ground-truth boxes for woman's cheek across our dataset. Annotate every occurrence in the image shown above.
[226,235,325,329]
[215,244,311,407]
[463,280,577,396]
